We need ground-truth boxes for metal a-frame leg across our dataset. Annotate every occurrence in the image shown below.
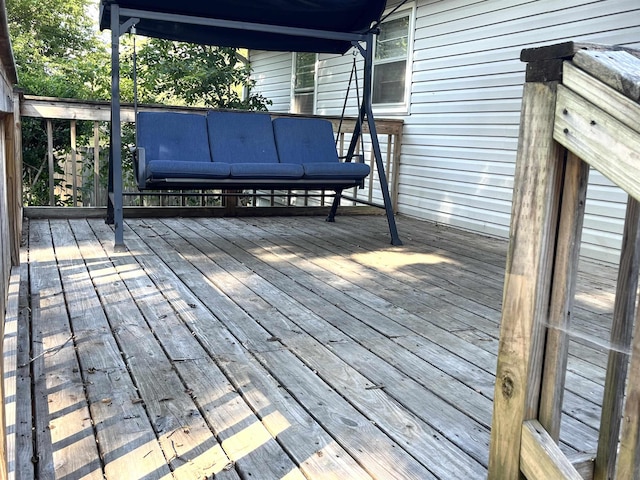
[107,4,125,248]
[366,106,402,246]
[338,33,401,245]
[326,190,343,222]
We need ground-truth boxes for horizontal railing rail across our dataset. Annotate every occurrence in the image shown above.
[20,95,403,214]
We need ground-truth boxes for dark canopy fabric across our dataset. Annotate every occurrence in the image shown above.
[100,0,387,53]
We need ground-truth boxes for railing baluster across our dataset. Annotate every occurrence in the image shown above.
[70,120,77,206]
[93,121,100,206]
[46,119,54,206]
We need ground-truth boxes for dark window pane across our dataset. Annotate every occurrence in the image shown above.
[293,92,314,114]
[373,60,406,104]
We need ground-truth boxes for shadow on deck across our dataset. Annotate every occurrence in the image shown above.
[9,214,612,479]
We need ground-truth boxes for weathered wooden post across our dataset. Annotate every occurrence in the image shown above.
[489,42,640,480]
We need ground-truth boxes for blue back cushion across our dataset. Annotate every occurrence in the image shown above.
[207,111,279,164]
[137,112,211,162]
[272,117,339,164]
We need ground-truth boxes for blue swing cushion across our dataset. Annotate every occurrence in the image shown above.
[273,117,370,180]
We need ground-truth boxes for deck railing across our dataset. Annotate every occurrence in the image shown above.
[20,95,403,216]
[489,42,640,480]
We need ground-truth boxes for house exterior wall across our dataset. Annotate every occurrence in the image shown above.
[250,0,640,264]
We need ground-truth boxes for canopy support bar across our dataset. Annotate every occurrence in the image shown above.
[119,7,367,44]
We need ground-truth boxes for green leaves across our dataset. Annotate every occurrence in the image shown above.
[133,39,270,110]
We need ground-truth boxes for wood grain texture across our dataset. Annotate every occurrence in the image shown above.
[50,220,172,480]
[520,420,583,480]
[28,220,103,479]
[563,61,640,134]
[539,152,589,440]
[573,50,640,102]
[488,81,565,479]
[3,267,19,480]
[16,214,619,479]
[617,298,640,479]
[554,85,640,203]
[595,197,640,480]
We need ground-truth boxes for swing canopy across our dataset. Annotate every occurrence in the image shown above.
[99,0,387,53]
[100,0,402,247]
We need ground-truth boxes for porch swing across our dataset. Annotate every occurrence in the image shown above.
[99,0,402,247]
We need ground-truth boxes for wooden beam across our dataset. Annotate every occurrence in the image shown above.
[572,50,640,102]
[488,81,565,479]
[23,205,382,219]
[617,295,640,479]
[19,96,404,136]
[568,453,595,480]
[539,151,589,440]
[46,120,54,206]
[520,420,583,480]
[6,91,21,265]
[562,62,640,133]
[595,197,640,480]
[554,85,640,203]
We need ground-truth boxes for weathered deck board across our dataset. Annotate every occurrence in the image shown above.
[18,215,617,479]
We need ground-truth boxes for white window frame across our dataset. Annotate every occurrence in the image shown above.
[291,52,318,115]
[372,3,415,115]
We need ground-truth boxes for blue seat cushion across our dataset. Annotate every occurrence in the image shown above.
[303,162,370,180]
[273,117,340,164]
[207,111,280,164]
[146,160,230,180]
[137,112,211,162]
[230,163,303,179]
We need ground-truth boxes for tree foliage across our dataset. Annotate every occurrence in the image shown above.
[7,0,271,205]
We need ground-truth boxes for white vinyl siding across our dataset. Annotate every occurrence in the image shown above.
[405,0,640,264]
[249,50,293,112]
[249,0,640,264]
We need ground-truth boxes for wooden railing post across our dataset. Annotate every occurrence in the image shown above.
[6,90,22,265]
[491,41,640,480]
[488,78,566,479]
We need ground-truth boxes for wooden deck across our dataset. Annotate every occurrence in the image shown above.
[12,214,615,479]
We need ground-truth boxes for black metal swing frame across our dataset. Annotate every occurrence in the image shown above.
[101,1,402,247]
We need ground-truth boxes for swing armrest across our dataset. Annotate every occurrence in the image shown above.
[134,146,147,190]
[339,154,365,163]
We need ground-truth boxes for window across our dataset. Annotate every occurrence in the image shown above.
[373,8,412,109]
[292,52,317,114]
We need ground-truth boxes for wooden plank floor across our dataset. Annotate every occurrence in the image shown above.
[15,214,615,479]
